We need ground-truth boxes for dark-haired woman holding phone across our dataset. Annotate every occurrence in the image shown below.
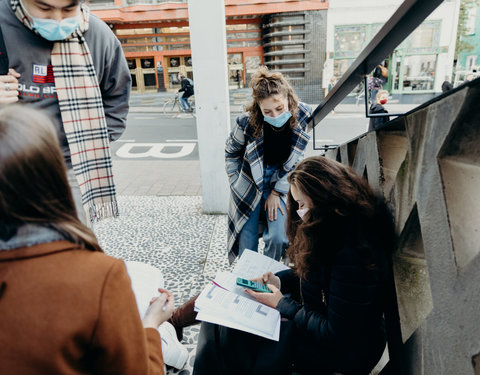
[194,156,395,375]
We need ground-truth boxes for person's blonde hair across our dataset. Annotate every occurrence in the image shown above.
[0,106,102,252]
[245,66,299,138]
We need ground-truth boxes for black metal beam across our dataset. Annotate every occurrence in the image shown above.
[307,0,444,131]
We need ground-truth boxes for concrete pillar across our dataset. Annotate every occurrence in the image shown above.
[188,0,231,213]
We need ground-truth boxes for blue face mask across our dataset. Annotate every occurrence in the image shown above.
[21,1,81,41]
[263,111,292,128]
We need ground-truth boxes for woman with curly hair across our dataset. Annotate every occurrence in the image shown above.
[193,156,395,375]
[225,66,312,262]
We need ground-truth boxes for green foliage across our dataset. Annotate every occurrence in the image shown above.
[455,0,480,60]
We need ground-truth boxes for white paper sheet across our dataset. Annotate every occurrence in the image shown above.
[195,283,280,341]
[232,249,289,279]
[194,250,290,341]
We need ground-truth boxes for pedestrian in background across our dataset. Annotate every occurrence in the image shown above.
[369,63,388,104]
[0,0,130,225]
[368,89,390,131]
[0,106,172,375]
[225,66,312,263]
[178,73,194,111]
[441,76,453,92]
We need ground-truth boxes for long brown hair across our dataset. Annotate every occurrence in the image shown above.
[245,66,299,138]
[0,106,102,252]
[286,156,393,278]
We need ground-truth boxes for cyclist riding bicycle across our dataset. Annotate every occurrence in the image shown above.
[178,74,194,112]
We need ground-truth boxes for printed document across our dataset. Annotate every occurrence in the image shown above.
[195,250,290,341]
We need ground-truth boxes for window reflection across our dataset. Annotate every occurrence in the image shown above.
[402,55,436,91]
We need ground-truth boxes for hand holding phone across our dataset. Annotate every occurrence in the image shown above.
[236,277,272,293]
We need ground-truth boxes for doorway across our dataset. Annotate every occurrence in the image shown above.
[128,57,157,94]
[165,56,193,92]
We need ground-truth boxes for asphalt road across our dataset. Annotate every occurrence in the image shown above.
[112,111,369,161]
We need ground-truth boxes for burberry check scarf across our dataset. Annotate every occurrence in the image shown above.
[11,0,118,222]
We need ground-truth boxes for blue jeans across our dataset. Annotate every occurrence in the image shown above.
[180,96,191,110]
[237,164,288,261]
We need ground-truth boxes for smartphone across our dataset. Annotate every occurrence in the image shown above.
[236,277,272,293]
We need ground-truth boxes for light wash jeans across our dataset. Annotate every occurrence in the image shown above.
[180,96,191,110]
[237,164,288,261]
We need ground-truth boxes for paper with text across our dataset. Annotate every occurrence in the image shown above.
[194,250,290,341]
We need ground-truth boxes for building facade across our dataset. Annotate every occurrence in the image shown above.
[90,0,328,104]
[457,1,480,77]
[324,0,460,104]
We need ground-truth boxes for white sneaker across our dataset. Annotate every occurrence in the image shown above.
[158,321,189,369]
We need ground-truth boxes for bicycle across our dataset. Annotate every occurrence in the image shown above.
[162,93,196,118]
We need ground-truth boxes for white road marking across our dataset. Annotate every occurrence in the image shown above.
[116,142,196,159]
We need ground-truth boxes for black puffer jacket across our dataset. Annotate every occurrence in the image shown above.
[368,103,390,131]
[276,214,393,374]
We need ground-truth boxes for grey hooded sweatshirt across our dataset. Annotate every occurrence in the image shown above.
[0,0,130,167]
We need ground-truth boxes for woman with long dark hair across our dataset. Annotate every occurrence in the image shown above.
[193,156,395,374]
[0,106,172,374]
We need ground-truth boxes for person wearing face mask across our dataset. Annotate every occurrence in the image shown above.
[152,67,312,351]
[0,0,131,225]
[225,66,312,263]
[192,156,395,374]
[368,89,391,132]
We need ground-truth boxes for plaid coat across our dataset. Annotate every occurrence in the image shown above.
[225,103,312,263]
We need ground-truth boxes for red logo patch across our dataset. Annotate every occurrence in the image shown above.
[32,64,55,84]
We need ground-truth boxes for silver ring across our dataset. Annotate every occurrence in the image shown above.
[4,82,10,92]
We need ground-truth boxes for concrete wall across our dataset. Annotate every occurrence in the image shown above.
[325,78,480,374]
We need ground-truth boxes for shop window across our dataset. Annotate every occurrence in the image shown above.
[117,28,154,35]
[88,0,115,8]
[245,56,261,86]
[334,25,367,59]
[169,58,180,67]
[167,44,191,51]
[334,58,354,77]
[164,56,193,90]
[226,22,260,32]
[127,59,137,70]
[402,55,436,91]
[160,26,190,33]
[227,40,261,48]
[227,31,261,40]
[393,54,402,91]
[466,7,477,35]
[228,53,244,89]
[141,58,154,69]
[466,55,477,71]
[406,22,440,53]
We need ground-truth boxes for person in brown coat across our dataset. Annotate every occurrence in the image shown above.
[0,105,172,375]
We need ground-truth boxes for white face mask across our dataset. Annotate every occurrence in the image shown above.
[296,207,309,221]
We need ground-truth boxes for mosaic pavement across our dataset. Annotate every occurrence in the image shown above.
[94,195,258,374]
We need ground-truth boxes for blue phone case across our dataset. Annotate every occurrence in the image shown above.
[236,277,272,293]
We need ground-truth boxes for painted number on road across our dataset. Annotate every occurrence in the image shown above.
[116,142,196,159]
